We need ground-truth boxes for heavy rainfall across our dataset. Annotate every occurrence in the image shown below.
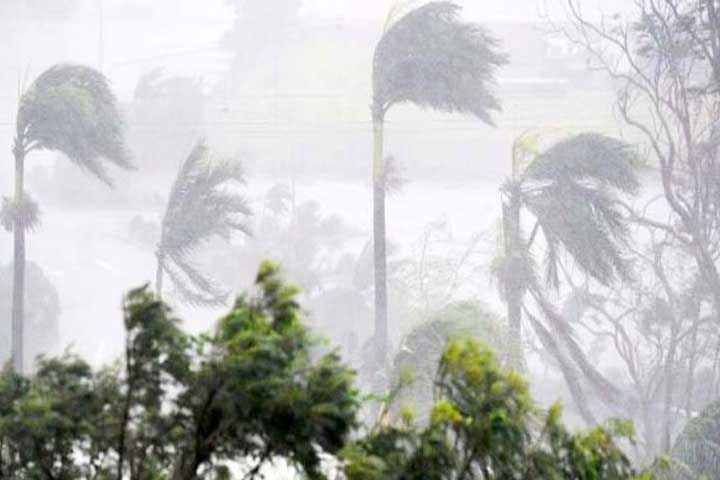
[0,0,717,478]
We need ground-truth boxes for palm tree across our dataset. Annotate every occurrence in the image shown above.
[371,1,505,360]
[155,140,251,306]
[390,301,513,424]
[494,132,639,422]
[660,399,720,479]
[2,64,131,373]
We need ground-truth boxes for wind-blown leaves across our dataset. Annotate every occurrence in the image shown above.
[346,339,642,480]
[523,133,640,193]
[391,302,514,423]
[16,64,132,185]
[1,195,39,233]
[157,140,252,305]
[520,133,639,287]
[372,1,506,123]
[530,287,625,409]
[659,399,720,479]
[499,133,639,424]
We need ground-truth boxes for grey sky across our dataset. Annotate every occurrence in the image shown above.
[299,0,631,21]
[133,0,634,22]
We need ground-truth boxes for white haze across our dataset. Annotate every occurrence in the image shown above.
[0,0,691,455]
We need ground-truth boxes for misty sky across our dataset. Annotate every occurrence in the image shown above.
[154,0,633,21]
[0,0,644,364]
[298,0,632,20]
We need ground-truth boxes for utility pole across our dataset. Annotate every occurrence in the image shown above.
[98,0,104,73]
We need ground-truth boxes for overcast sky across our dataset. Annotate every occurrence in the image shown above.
[132,0,634,22]
[298,0,632,21]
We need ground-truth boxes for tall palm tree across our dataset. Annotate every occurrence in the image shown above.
[3,64,131,373]
[156,140,251,306]
[371,1,505,360]
[494,132,639,422]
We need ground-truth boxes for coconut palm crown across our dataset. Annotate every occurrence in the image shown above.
[372,1,506,123]
[156,139,251,306]
[500,132,640,292]
[15,64,132,184]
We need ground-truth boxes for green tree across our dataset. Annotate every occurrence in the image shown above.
[0,262,358,479]
[371,1,506,363]
[2,64,131,374]
[390,301,514,424]
[493,132,638,421]
[156,139,251,305]
[345,338,648,480]
[0,265,655,479]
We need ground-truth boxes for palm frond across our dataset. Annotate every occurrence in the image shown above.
[521,134,639,286]
[668,400,720,479]
[530,287,625,409]
[1,195,40,232]
[526,310,598,424]
[158,139,252,305]
[16,64,132,185]
[372,1,506,123]
[163,257,228,307]
[525,182,632,285]
[523,133,639,194]
[391,301,509,423]
[490,248,537,303]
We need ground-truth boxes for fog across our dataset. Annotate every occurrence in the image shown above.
[3,0,720,476]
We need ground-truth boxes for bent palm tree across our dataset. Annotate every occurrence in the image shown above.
[156,140,251,306]
[3,64,131,373]
[371,1,505,360]
[494,132,639,422]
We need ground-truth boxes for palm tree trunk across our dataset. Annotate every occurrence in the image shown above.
[662,323,679,452]
[155,255,164,300]
[502,192,523,360]
[11,147,25,374]
[685,319,700,416]
[372,118,388,361]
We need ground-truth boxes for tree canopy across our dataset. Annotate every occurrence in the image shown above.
[157,139,252,305]
[0,263,357,479]
[0,264,648,479]
[372,1,506,123]
[16,64,132,185]
[346,338,648,480]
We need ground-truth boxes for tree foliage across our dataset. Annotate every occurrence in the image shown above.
[656,399,720,479]
[0,262,357,479]
[390,301,514,424]
[0,263,651,479]
[492,133,639,422]
[157,139,252,305]
[498,133,639,293]
[345,338,648,480]
[16,64,132,185]
[372,1,506,123]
